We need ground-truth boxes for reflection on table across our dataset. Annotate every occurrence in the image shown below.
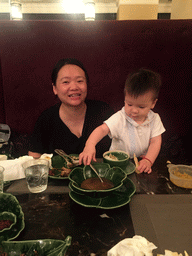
[4,156,192,255]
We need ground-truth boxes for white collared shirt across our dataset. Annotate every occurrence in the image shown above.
[104,107,165,158]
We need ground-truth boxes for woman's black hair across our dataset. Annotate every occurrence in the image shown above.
[51,58,89,85]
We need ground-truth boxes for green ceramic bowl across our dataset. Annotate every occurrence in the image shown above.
[69,178,136,209]
[2,236,72,256]
[0,193,25,242]
[103,150,129,169]
[68,163,127,195]
[0,212,17,233]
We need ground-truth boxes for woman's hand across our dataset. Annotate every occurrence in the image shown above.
[79,145,96,166]
[137,158,152,174]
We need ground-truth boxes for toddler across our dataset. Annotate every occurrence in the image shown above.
[79,69,165,173]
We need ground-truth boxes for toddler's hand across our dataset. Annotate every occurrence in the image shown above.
[79,145,96,166]
[137,159,152,174]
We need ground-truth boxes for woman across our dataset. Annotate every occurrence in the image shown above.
[28,58,114,158]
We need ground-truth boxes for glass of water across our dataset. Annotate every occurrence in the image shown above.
[22,159,49,193]
[0,166,4,193]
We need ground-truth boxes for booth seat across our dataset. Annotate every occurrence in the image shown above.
[0,20,191,160]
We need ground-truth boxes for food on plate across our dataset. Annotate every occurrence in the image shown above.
[81,177,114,190]
[49,167,71,177]
[173,169,192,180]
[50,155,74,177]
[157,250,189,256]
[0,220,13,231]
[104,153,119,161]
[70,155,79,161]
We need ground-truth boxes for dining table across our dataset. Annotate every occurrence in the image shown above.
[3,155,192,256]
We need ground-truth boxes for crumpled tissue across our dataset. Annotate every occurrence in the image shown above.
[0,154,52,182]
[107,235,157,256]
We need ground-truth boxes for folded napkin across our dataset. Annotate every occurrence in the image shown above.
[0,154,52,182]
[107,235,157,256]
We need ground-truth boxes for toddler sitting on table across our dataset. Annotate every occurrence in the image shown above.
[79,68,165,174]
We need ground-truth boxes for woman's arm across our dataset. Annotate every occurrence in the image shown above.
[137,135,162,174]
[79,123,110,165]
[28,151,42,159]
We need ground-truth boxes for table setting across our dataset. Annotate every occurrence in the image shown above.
[0,148,192,255]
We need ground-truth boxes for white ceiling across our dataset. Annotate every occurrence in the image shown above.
[1,0,171,3]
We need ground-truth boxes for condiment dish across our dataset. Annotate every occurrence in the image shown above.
[68,163,127,195]
[167,163,192,189]
[103,150,129,169]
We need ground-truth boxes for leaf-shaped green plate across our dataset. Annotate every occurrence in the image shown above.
[68,163,127,194]
[2,236,72,256]
[69,178,136,209]
[0,193,25,242]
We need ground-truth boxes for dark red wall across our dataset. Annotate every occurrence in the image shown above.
[0,20,192,143]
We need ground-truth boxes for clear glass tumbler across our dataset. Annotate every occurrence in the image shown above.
[22,159,49,193]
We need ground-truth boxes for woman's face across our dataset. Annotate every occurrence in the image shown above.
[53,64,87,107]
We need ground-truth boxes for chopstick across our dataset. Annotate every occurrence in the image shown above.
[90,164,104,183]
[133,153,140,174]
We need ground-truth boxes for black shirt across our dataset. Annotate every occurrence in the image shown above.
[29,100,114,157]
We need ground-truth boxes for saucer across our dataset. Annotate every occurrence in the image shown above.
[123,160,135,175]
[69,178,136,209]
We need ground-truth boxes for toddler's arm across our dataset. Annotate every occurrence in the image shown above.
[79,123,110,165]
[137,135,162,174]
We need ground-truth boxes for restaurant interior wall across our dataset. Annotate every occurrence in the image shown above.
[116,0,159,20]
[0,19,191,162]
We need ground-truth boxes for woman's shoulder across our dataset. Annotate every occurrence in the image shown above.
[37,103,61,121]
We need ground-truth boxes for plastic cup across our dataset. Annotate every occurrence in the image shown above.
[0,166,4,193]
[22,159,49,193]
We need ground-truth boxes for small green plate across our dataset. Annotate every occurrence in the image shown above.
[69,178,136,209]
[49,173,69,180]
[122,160,135,175]
[49,154,80,180]
[103,159,135,175]
[0,193,25,242]
[1,236,72,256]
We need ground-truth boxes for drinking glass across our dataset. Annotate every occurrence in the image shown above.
[22,159,49,193]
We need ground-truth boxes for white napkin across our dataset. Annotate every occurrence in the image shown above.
[107,235,157,256]
[0,154,52,182]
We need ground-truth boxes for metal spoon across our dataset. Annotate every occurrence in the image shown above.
[90,164,104,183]
[54,149,79,167]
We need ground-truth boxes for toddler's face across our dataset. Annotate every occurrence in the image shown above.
[124,91,157,124]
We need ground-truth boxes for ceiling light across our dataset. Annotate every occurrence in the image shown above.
[10,2,23,20]
[85,1,95,21]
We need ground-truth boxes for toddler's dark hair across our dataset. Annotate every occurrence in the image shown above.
[124,69,161,100]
